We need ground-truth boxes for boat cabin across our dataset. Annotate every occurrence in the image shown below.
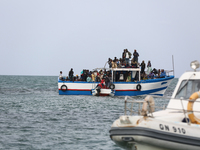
[167,60,200,111]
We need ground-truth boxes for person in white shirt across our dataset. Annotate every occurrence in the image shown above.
[59,71,64,80]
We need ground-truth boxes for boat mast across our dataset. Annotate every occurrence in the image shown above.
[172,55,175,77]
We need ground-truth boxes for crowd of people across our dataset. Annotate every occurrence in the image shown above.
[107,49,166,80]
[59,49,167,83]
[59,68,111,83]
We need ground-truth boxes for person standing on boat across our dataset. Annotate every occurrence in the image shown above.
[140,60,146,73]
[122,49,126,63]
[116,59,120,67]
[91,72,95,82]
[146,60,152,74]
[111,60,117,68]
[59,71,64,81]
[69,68,74,81]
[105,75,110,88]
[95,74,101,82]
[133,49,139,63]
[108,58,112,68]
[125,49,131,66]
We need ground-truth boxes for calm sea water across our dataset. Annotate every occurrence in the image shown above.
[0,75,178,150]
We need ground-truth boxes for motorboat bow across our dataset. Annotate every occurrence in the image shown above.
[109,60,200,150]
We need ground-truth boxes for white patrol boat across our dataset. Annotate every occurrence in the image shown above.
[109,60,200,150]
[58,66,174,96]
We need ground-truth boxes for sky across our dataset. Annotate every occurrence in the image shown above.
[0,0,200,78]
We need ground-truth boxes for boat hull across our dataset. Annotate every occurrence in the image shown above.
[110,115,200,150]
[58,76,174,96]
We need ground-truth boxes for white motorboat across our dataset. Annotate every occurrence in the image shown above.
[109,60,200,150]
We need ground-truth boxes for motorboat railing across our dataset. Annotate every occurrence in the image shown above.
[167,97,200,125]
[124,96,167,116]
[124,96,200,125]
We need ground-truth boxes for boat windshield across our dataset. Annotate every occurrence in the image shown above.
[175,79,200,99]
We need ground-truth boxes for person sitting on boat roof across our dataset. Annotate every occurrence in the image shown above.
[59,71,64,81]
[131,58,138,68]
[159,69,166,78]
[118,58,123,68]
[114,57,117,62]
[112,60,117,68]
[121,61,126,68]
[133,49,139,63]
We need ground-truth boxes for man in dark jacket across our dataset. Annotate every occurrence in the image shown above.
[133,49,139,63]
[69,68,74,81]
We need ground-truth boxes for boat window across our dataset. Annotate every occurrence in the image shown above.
[175,80,200,99]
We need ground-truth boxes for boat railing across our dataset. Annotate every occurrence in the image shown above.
[124,96,200,125]
[167,97,200,125]
[165,70,174,76]
[124,96,167,116]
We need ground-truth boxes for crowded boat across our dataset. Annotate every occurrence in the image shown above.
[58,49,174,96]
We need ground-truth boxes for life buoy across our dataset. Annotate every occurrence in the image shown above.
[187,91,200,124]
[61,85,68,91]
[109,83,115,89]
[136,84,141,91]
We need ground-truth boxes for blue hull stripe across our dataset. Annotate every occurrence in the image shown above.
[58,76,174,96]
[59,86,167,96]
